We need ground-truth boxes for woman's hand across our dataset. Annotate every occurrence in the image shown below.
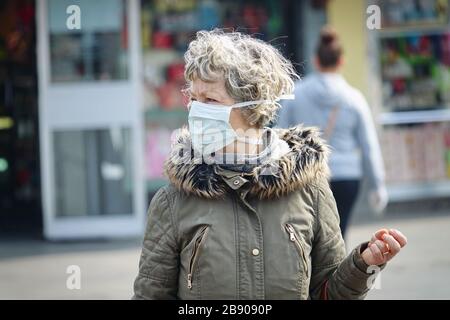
[361,228,407,266]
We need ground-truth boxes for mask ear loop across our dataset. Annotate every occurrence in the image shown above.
[279,94,295,100]
[226,94,296,153]
[231,100,269,109]
[231,94,296,110]
[185,99,194,111]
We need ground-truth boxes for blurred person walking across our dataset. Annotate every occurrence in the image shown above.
[278,26,388,239]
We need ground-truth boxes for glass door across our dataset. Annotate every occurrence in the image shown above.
[37,0,145,239]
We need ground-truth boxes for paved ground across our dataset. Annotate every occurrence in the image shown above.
[1,212,449,299]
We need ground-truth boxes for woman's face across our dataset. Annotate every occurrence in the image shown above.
[189,78,255,132]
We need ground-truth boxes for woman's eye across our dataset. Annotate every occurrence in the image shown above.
[206,98,218,103]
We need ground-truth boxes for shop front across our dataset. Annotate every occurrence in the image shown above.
[371,0,450,202]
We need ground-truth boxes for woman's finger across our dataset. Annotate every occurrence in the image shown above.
[374,239,389,255]
[389,229,408,247]
[383,234,401,255]
[370,233,377,244]
[369,242,384,263]
[373,229,389,241]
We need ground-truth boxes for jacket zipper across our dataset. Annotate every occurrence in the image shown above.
[187,225,210,290]
[284,223,308,274]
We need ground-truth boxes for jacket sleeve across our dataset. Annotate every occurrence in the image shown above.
[309,179,385,300]
[132,187,180,300]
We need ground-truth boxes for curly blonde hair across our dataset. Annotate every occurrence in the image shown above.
[184,29,299,128]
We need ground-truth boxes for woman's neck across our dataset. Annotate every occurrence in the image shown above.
[223,127,265,155]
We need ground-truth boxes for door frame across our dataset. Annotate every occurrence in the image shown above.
[36,0,145,239]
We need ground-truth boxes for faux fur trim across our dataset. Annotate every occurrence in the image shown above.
[164,125,330,199]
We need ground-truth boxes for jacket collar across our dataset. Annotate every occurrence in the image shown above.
[164,125,330,199]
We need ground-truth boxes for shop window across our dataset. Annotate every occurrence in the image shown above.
[48,0,128,82]
[53,128,133,217]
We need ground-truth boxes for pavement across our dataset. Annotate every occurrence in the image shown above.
[1,211,449,300]
[346,212,450,299]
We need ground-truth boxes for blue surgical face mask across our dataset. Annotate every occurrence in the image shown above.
[188,95,294,156]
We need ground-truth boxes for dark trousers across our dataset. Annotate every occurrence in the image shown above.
[329,179,361,239]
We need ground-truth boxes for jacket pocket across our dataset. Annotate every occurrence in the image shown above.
[187,225,210,290]
[284,223,309,275]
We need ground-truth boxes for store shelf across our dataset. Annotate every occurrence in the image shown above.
[387,180,450,202]
[377,25,449,38]
[379,109,450,125]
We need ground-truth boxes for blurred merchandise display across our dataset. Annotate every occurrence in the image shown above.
[141,0,292,193]
[380,33,450,111]
[445,128,450,176]
[374,0,450,201]
[380,0,449,28]
[381,123,450,183]
[144,124,172,180]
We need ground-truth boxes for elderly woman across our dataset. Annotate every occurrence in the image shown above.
[132,29,407,300]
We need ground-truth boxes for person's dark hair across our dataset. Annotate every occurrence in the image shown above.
[316,26,342,68]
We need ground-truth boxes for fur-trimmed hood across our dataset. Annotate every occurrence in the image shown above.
[164,125,330,199]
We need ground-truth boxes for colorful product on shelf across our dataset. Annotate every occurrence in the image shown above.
[379,0,449,28]
[445,126,450,177]
[155,62,186,110]
[432,62,450,106]
[447,149,450,177]
[381,33,450,111]
[145,128,172,180]
[423,123,447,181]
[440,33,450,66]
[152,30,174,49]
[153,0,196,14]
